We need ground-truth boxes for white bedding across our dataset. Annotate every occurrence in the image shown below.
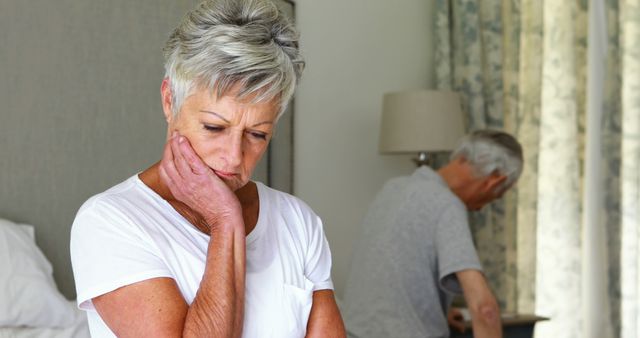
[0,301,89,338]
[0,218,90,338]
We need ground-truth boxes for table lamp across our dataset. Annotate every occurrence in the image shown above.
[378,90,465,166]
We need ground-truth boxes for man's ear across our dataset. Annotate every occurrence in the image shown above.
[161,78,174,124]
[485,173,507,193]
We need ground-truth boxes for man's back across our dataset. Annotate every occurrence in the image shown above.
[342,166,482,338]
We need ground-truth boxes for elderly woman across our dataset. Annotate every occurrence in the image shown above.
[69,0,345,337]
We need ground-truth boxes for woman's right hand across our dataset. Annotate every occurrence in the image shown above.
[158,132,243,232]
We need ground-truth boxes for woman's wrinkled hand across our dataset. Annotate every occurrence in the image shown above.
[158,131,242,231]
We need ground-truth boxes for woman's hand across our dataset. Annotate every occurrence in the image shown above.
[158,132,242,231]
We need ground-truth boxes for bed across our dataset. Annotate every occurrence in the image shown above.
[0,219,89,338]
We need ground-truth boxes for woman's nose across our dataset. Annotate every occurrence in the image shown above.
[222,133,243,168]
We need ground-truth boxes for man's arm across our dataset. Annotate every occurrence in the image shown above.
[305,290,346,338]
[456,269,502,338]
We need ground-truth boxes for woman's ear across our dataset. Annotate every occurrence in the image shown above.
[161,78,174,124]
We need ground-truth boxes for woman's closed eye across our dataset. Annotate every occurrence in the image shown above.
[203,124,267,140]
[247,131,267,140]
[203,124,224,132]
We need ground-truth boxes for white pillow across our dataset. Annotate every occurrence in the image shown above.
[0,218,76,328]
[0,300,90,338]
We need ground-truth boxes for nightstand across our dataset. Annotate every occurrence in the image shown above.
[450,314,548,338]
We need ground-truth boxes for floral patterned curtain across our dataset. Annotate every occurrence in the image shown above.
[434,0,640,337]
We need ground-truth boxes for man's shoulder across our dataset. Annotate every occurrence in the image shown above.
[383,170,462,211]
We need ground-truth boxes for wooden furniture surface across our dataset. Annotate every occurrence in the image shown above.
[450,314,548,338]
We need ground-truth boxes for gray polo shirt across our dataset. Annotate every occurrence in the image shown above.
[343,166,482,338]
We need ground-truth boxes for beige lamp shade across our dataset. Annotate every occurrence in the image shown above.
[378,90,465,154]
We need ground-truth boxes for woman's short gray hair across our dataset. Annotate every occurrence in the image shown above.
[450,129,524,190]
[163,0,304,118]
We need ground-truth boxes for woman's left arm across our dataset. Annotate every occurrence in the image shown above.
[305,290,346,338]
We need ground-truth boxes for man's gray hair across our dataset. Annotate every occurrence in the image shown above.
[451,129,524,190]
[163,0,304,118]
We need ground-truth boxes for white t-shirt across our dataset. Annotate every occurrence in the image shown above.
[70,175,333,338]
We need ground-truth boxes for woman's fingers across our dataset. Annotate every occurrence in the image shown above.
[171,134,212,179]
[161,136,181,182]
[177,136,210,176]
[162,132,240,222]
[171,135,195,179]
[158,164,175,192]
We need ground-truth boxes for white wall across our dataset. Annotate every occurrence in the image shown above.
[295,1,437,297]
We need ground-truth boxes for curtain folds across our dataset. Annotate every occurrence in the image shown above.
[434,1,640,337]
[619,1,640,337]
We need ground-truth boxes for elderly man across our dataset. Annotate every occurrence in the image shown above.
[342,129,523,338]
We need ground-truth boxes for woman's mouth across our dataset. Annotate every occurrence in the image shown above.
[213,170,236,178]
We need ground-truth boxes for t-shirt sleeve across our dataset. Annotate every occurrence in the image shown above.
[435,203,483,295]
[303,212,334,292]
[70,200,173,311]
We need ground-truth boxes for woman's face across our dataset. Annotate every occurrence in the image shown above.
[162,81,279,191]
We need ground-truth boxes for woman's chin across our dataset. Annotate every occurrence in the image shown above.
[221,177,249,192]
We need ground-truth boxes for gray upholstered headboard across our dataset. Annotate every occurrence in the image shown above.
[0,0,295,299]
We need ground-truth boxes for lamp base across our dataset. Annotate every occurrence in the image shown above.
[412,152,431,167]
